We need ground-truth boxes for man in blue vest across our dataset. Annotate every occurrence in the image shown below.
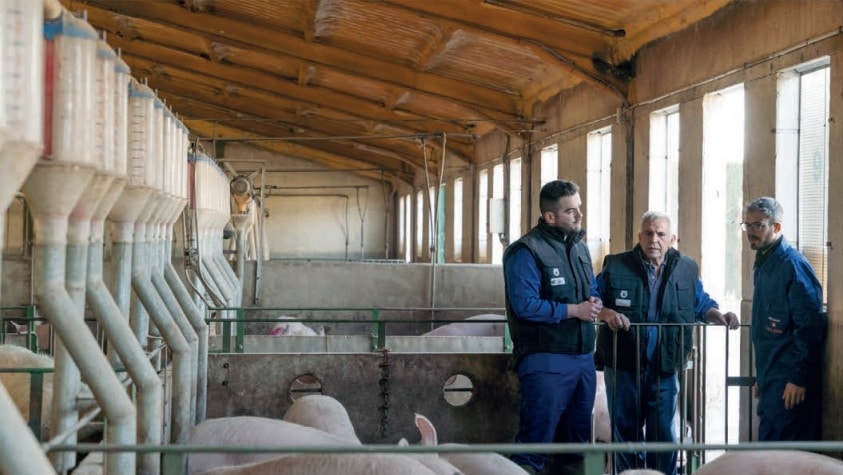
[503,179,603,475]
[595,211,739,475]
[743,197,826,441]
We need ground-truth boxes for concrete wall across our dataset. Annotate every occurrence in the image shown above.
[241,260,504,310]
[221,143,392,260]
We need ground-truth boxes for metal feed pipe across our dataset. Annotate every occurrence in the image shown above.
[149,194,198,425]
[35,10,136,474]
[80,42,164,475]
[126,95,193,445]
[0,2,56,472]
[161,118,209,422]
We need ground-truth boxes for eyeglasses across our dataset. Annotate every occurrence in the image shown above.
[740,221,769,231]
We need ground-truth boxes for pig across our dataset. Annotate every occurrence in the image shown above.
[198,453,439,475]
[406,413,516,475]
[283,394,361,444]
[421,314,506,337]
[594,370,692,474]
[694,450,843,475]
[0,344,54,437]
[437,444,531,475]
[269,316,326,336]
[8,321,51,351]
[186,416,355,475]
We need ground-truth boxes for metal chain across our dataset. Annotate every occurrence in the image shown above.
[378,348,391,438]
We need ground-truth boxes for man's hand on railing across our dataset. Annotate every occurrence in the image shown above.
[705,308,740,330]
[598,308,630,332]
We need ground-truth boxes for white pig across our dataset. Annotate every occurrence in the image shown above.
[283,394,361,444]
[421,314,506,337]
[694,450,843,475]
[269,316,325,336]
[0,344,54,437]
[186,416,355,475]
[437,443,531,475]
[198,453,439,475]
[402,414,516,475]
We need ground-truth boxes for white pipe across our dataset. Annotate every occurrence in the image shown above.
[231,214,250,287]
[0,1,56,470]
[52,170,114,470]
[23,163,136,474]
[0,384,56,474]
[150,202,198,424]
[163,252,208,422]
[88,176,163,475]
[130,211,192,445]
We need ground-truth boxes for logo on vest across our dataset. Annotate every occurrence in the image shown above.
[552,268,560,276]
[616,289,631,307]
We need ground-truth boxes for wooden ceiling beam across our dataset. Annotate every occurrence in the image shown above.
[159,92,471,170]
[70,0,521,116]
[379,0,630,104]
[380,0,611,58]
[136,61,476,165]
[187,120,411,185]
[116,46,480,140]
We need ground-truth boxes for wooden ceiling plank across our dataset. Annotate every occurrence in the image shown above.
[131,55,474,160]
[188,119,408,184]
[160,91,473,168]
[72,0,520,115]
[378,0,630,106]
[116,45,478,136]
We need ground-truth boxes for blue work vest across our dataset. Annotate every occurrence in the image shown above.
[596,247,697,373]
[504,225,596,369]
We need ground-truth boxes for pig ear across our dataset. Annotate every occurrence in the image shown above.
[414,413,438,446]
[398,438,409,446]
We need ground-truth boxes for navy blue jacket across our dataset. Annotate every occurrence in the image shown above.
[751,236,826,391]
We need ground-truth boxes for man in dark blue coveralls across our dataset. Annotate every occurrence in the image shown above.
[743,197,827,441]
[503,179,603,475]
[594,211,739,475]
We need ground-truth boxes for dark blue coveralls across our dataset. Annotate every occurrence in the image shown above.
[503,220,598,474]
[751,236,826,441]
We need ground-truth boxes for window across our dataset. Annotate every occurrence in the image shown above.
[453,177,463,262]
[702,83,745,455]
[404,194,412,262]
[777,58,830,305]
[586,127,611,270]
[415,190,424,260]
[649,106,680,232]
[428,185,436,260]
[509,158,522,243]
[477,169,489,263]
[540,144,558,185]
[398,195,406,259]
[491,163,505,264]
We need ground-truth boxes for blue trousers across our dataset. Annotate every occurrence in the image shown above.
[510,353,596,473]
[604,366,679,475]
[758,379,822,442]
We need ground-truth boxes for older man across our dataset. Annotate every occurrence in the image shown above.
[595,211,739,475]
